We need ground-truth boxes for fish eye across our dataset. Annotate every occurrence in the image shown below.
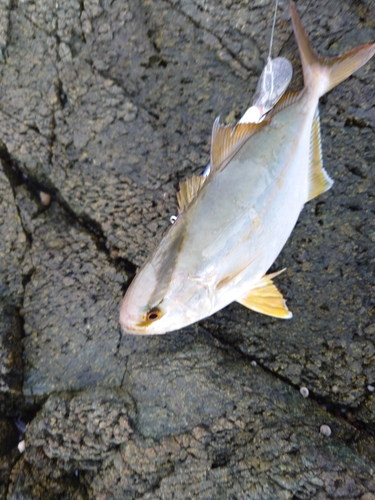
[146,308,162,321]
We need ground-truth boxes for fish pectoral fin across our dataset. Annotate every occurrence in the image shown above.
[237,269,292,319]
[177,174,207,214]
[307,109,334,202]
[210,117,267,172]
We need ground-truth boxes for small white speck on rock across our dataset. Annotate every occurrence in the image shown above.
[251,360,257,366]
[320,424,332,437]
[300,387,309,398]
[39,191,51,206]
[18,440,26,453]
[367,385,375,392]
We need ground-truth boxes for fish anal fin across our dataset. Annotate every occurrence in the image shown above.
[237,269,292,319]
[177,174,207,214]
[307,110,333,202]
[210,118,266,173]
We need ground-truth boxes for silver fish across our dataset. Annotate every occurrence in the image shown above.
[120,2,375,335]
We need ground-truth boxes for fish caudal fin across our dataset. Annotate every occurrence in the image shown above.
[237,270,292,319]
[307,109,333,201]
[290,2,375,97]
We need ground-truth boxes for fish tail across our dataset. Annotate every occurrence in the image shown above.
[290,2,375,97]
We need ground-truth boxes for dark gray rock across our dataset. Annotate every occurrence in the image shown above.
[0,161,29,306]
[20,198,126,396]
[0,417,19,500]
[0,161,28,408]
[10,353,375,499]
[0,0,374,497]
[0,417,18,455]
[0,300,23,397]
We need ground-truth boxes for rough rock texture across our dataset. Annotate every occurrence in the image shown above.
[0,416,19,499]
[0,300,23,397]
[19,197,126,395]
[0,0,374,497]
[0,160,30,306]
[0,161,28,408]
[9,357,375,499]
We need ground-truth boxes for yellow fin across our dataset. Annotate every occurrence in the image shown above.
[268,90,303,117]
[307,110,333,202]
[177,174,207,214]
[210,118,266,172]
[237,269,292,319]
[290,2,375,97]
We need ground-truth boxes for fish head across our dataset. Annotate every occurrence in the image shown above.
[119,221,212,335]
[119,260,172,335]
[119,259,210,334]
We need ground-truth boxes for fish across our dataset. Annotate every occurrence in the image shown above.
[119,2,375,335]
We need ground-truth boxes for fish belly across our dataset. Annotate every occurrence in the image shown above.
[175,96,317,313]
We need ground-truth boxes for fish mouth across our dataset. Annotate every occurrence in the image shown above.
[119,320,168,336]
[119,308,165,335]
[119,315,150,335]
[120,324,153,335]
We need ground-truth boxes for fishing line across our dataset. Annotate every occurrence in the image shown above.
[268,0,279,61]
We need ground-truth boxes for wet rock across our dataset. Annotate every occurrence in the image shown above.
[8,454,88,500]
[0,301,23,397]
[0,416,19,499]
[20,198,126,396]
[11,350,375,499]
[0,417,18,455]
[0,162,27,406]
[355,393,375,435]
[0,0,372,408]
[27,388,135,466]
[0,160,29,305]
[0,0,374,497]
[8,388,135,499]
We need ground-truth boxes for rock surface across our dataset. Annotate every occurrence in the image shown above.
[0,0,374,498]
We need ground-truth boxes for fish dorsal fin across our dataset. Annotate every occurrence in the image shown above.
[210,117,266,172]
[307,109,333,202]
[268,89,303,118]
[237,269,292,319]
[177,174,207,214]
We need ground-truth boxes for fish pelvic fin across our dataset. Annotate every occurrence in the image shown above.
[307,109,333,202]
[290,2,375,97]
[237,269,292,319]
[177,174,207,214]
[210,118,267,173]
